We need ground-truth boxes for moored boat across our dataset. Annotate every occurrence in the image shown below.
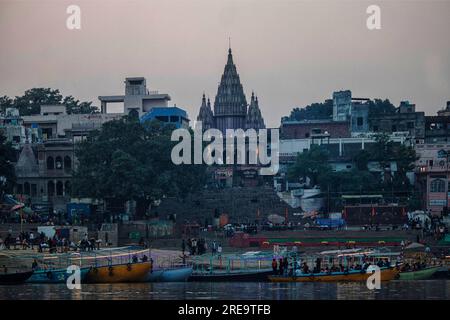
[27,266,91,284]
[0,271,34,285]
[398,266,440,280]
[190,268,273,282]
[85,261,151,283]
[146,266,192,282]
[268,267,399,282]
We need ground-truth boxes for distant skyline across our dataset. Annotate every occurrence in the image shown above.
[1,0,449,127]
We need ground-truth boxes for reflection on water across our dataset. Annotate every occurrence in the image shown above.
[0,281,449,300]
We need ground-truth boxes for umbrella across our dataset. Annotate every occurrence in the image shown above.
[267,214,285,224]
[10,204,25,211]
[404,242,425,250]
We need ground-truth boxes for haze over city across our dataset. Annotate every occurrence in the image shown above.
[1,0,449,127]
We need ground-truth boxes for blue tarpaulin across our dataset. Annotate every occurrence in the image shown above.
[315,218,346,228]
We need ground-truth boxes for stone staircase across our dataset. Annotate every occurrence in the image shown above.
[150,186,295,225]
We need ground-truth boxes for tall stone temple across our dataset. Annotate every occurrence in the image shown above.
[197,48,265,133]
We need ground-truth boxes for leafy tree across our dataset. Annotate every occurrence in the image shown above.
[287,99,333,121]
[63,96,98,114]
[0,96,13,114]
[13,88,63,115]
[72,117,207,218]
[288,144,331,186]
[368,99,396,116]
[1,88,97,116]
[0,130,16,196]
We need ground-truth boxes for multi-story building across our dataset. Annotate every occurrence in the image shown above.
[14,139,74,211]
[415,143,450,215]
[368,101,425,143]
[333,90,352,121]
[425,101,450,143]
[98,77,171,117]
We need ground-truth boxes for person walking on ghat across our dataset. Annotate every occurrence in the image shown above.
[272,258,278,275]
[278,258,284,275]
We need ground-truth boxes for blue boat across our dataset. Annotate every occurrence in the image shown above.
[27,266,91,284]
[145,266,192,282]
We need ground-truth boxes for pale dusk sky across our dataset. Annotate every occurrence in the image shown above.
[0,0,449,127]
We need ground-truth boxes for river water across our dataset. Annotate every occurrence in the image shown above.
[0,280,449,300]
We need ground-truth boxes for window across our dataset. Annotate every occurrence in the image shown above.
[373,125,378,132]
[56,181,64,196]
[31,184,37,197]
[47,156,54,170]
[64,156,72,170]
[48,181,55,197]
[55,156,63,170]
[24,182,30,196]
[156,116,169,122]
[65,181,71,196]
[430,179,445,193]
[16,184,23,194]
[170,116,179,122]
[407,122,415,129]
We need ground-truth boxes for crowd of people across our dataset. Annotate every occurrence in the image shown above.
[0,231,101,253]
[182,238,223,257]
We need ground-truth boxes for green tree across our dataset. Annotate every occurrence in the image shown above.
[63,96,98,114]
[72,117,206,218]
[288,144,331,186]
[0,96,13,114]
[13,88,63,115]
[287,99,333,122]
[0,130,16,196]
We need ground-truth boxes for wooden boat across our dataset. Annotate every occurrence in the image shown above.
[398,266,440,280]
[0,271,34,285]
[27,266,91,284]
[85,261,151,283]
[190,268,273,282]
[268,267,399,282]
[146,266,192,282]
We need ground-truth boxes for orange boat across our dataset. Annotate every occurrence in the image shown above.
[85,261,152,283]
[268,267,399,282]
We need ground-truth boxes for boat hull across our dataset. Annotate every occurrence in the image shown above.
[399,266,440,280]
[27,267,91,284]
[85,261,151,283]
[268,268,399,282]
[146,267,192,282]
[190,269,273,282]
[0,271,34,285]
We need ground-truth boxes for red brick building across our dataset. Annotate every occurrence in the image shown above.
[280,120,350,139]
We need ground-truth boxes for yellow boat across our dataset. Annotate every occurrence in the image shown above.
[85,261,152,283]
[268,267,399,282]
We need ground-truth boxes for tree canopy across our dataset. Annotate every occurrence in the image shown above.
[0,130,16,196]
[0,88,98,115]
[72,117,207,217]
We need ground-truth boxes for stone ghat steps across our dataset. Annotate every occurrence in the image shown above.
[151,186,294,224]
